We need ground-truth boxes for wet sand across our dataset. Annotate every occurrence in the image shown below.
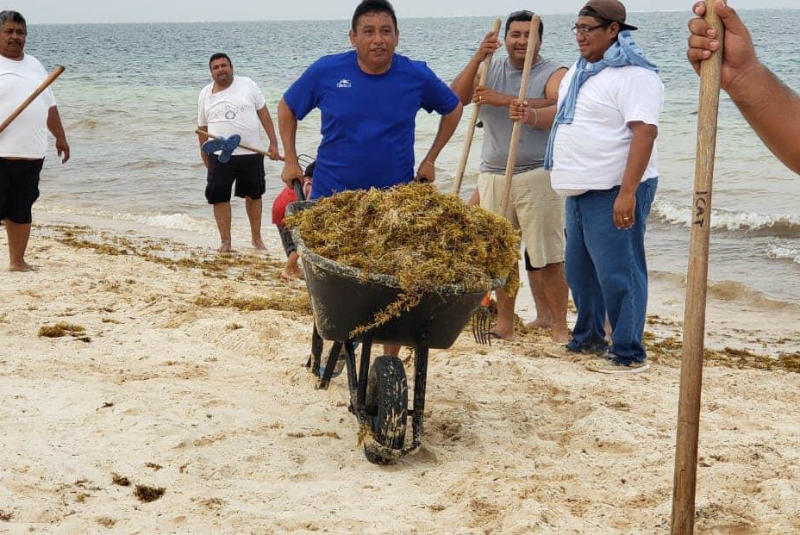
[1,223,799,534]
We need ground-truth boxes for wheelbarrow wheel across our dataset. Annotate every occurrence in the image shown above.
[363,355,408,465]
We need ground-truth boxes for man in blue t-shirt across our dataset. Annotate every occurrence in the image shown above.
[278,0,463,199]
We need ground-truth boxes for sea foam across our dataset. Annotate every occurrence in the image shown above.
[653,200,800,236]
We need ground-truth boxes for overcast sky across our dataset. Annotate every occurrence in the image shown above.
[17,0,799,24]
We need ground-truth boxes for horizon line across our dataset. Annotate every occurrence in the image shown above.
[27,7,797,26]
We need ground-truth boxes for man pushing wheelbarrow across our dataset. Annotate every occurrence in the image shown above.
[279,0,463,358]
[277,0,475,464]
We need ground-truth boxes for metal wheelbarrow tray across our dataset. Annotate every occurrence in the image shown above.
[287,200,503,464]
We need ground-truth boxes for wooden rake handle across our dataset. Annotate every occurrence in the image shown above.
[500,16,540,219]
[671,1,726,534]
[451,18,502,197]
[0,65,65,137]
[195,128,272,158]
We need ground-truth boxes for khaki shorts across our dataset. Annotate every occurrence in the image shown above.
[478,167,565,269]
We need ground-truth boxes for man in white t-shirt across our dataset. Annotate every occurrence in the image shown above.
[544,0,663,374]
[0,10,70,272]
[197,53,281,253]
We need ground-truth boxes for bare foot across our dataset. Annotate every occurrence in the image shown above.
[489,327,514,341]
[280,265,303,282]
[217,241,234,253]
[252,238,267,250]
[9,261,34,272]
[525,316,552,330]
[551,323,570,344]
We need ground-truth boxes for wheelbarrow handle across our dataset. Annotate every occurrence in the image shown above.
[292,179,306,201]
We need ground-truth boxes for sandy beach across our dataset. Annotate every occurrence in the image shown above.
[1,221,799,534]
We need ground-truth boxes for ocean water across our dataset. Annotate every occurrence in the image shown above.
[25,10,800,304]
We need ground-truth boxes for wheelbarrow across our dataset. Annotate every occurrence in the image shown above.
[287,197,505,465]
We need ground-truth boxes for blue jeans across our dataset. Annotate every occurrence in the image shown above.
[564,178,658,364]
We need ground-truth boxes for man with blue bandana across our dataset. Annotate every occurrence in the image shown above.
[536,0,663,373]
[278,0,462,199]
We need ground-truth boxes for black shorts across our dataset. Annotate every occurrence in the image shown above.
[205,154,265,204]
[0,158,44,225]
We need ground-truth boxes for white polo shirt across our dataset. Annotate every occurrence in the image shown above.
[550,64,664,195]
[198,76,267,156]
[0,54,56,159]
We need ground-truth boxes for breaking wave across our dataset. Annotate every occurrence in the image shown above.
[652,200,800,237]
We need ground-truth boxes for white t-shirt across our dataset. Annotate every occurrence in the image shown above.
[0,54,57,159]
[197,76,267,156]
[550,64,664,196]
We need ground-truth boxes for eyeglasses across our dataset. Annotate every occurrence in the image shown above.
[572,23,610,35]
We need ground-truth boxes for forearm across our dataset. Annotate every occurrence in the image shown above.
[197,125,209,164]
[728,63,800,173]
[46,107,66,140]
[424,103,463,162]
[278,99,299,164]
[197,125,208,147]
[258,106,279,145]
[451,58,481,105]
[620,127,657,194]
[523,104,558,129]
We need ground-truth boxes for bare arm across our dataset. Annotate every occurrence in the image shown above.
[256,105,282,161]
[726,65,800,174]
[688,0,800,173]
[509,68,567,129]
[450,31,501,105]
[46,106,69,164]
[416,102,464,183]
[613,122,658,229]
[197,125,209,168]
[278,98,303,187]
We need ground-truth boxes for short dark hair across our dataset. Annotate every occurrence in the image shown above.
[0,10,26,29]
[505,10,544,40]
[208,53,232,69]
[351,0,398,33]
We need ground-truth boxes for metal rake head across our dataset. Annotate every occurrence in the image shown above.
[472,306,493,346]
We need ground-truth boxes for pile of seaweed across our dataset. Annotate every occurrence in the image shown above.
[285,183,519,335]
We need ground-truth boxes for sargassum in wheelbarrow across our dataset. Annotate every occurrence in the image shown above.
[285,183,520,337]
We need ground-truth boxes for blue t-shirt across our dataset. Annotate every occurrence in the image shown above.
[284,51,459,199]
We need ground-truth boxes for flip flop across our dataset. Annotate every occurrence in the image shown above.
[202,134,241,163]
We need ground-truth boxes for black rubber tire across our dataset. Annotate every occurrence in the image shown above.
[363,355,408,465]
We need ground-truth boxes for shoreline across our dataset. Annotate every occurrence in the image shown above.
[1,223,799,533]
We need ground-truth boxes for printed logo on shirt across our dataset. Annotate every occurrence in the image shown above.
[225,110,237,120]
[336,79,352,89]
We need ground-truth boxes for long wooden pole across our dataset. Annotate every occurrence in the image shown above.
[0,65,65,137]
[671,2,726,533]
[500,15,540,219]
[195,128,272,158]
[451,18,502,197]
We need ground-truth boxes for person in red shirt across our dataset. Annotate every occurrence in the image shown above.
[272,161,313,281]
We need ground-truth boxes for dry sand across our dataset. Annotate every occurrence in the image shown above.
[1,223,799,534]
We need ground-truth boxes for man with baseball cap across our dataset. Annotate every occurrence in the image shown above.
[530,0,663,373]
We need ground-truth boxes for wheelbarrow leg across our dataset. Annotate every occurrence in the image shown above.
[411,344,429,448]
[317,341,342,390]
[355,335,372,412]
[307,324,324,376]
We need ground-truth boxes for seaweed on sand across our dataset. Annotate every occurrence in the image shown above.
[134,485,165,503]
[285,183,520,336]
[38,322,86,338]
